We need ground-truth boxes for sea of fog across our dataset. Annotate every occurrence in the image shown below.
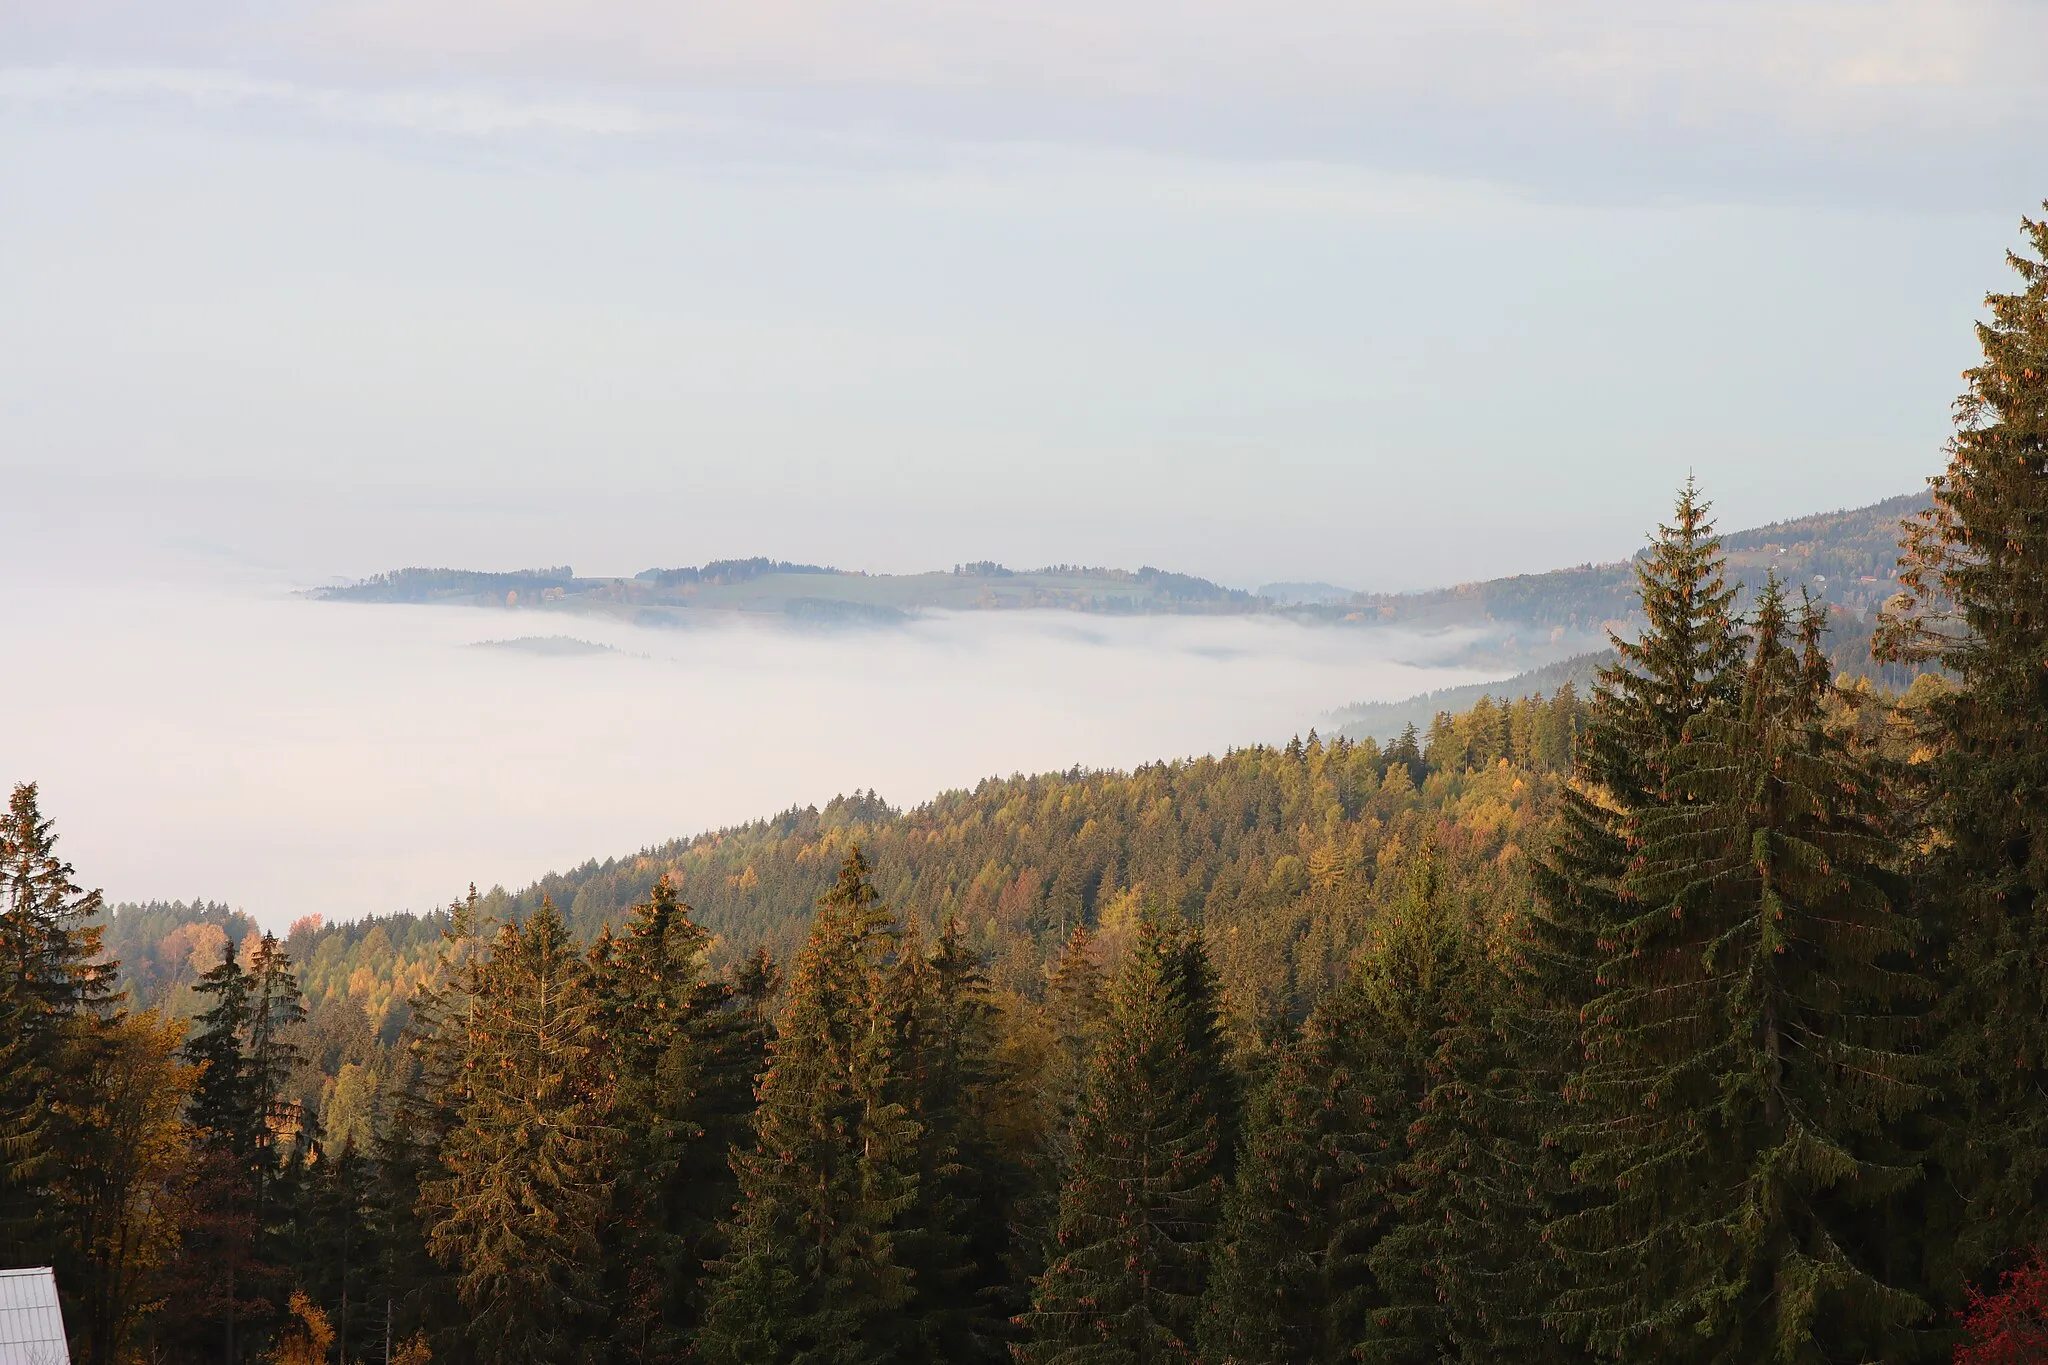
[1,563,1501,927]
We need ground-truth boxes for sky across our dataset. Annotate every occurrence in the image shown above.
[4,0,2045,590]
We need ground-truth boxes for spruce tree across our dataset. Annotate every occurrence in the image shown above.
[1018,915,1231,1365]
[245,932,307,1229]
[697,848,920,1365]
[884,916,1026,1363]
[0,782,116,1271]
[1200,977,1401,1365]
[0,782,116,1025]
[170,936,270,1364]
[0,981,46,1257]
[421,899,612,1365]
[185,940,259,1160]
[1203,845,1563,1365]
[1879,205,2048,1283]
[1522,483,1748,1358]
[1554,584,1930,1362]
[1530,480,1745,1018]
[1352,849,1571,1365]
[674,945,780,1321]
[1040,924,1108,1158]
[373,886,493,1354]
[585,873,743,1360]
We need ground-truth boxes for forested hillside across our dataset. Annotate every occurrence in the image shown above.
[103,687,1585,1097]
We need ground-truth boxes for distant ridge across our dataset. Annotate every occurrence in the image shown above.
[314,490,1931,697]
[317,558,1259,621]
[1325,490,1932,740]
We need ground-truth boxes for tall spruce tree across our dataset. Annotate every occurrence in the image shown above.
[1879,205,2048,1285]
[421,899,612,1365]
[372,885,493,1356]
[1018,914,1231,1365]
[245,933,306,1227]
[0,980,45,1257]
[674,945,781,1325]
[1353,850,1570,1365]
[1200,968,1402,1365]
[1040,924,1108,1161]
[1554,584,1930,1362]
[0,782,116,1273]
[697,847,920,1365]
[1531,480,1746,1017]
[171,936,270,1364]
[1522,483,1748,1358]
[883,916,1026,1364]
[585,872,750,1361]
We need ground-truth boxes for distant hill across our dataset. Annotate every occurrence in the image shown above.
[1325,491,1932,739]
[1330,492,1926,635]
[317,558,1263,623]
[317,491,1930,692]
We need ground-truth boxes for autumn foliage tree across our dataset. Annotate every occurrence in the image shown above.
[1955,1252,2048,1365]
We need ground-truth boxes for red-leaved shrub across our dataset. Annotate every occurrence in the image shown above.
[1957,1251,2048,1364]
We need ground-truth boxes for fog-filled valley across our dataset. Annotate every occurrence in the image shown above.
[1,552,1501,925]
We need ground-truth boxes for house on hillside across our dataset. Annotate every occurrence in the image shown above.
[0,1268,69,1365]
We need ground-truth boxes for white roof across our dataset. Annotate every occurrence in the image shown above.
[0,1268,69,1365]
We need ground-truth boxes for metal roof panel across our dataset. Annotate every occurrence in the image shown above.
[0,1267,70,1365]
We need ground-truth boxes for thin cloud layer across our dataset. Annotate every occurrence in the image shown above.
[0,65,647,137]
[5,0,2045,203]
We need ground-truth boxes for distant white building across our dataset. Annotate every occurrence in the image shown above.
[0,1268,69,1365]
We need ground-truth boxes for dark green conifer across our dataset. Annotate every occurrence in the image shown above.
[371,886,493,1352]
[586,873,730,1360]
[1522,483,1748,1355]
[0,782,116,1269]
[171,935,271,1364]
[421,899,612,1365]
[1354,849,1567,1365]
[697,848,920,1365]
[1040,924,1107,1146]
[1534,480,1745,993]
[1018,915,1231,1365]
[246,932,307,1219]
[1879,206,2048,1283]
[1555,584,1930,1362]
[185,940,259,1160]
[884,916,1027,1363]
[1200,976,1399,1365]
[0,982,45,1256]
[675,944,780,1314]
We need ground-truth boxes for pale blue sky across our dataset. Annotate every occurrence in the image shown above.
[4,1,2044,590]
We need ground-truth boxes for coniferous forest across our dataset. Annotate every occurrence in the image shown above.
[7,212,2048,1364]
